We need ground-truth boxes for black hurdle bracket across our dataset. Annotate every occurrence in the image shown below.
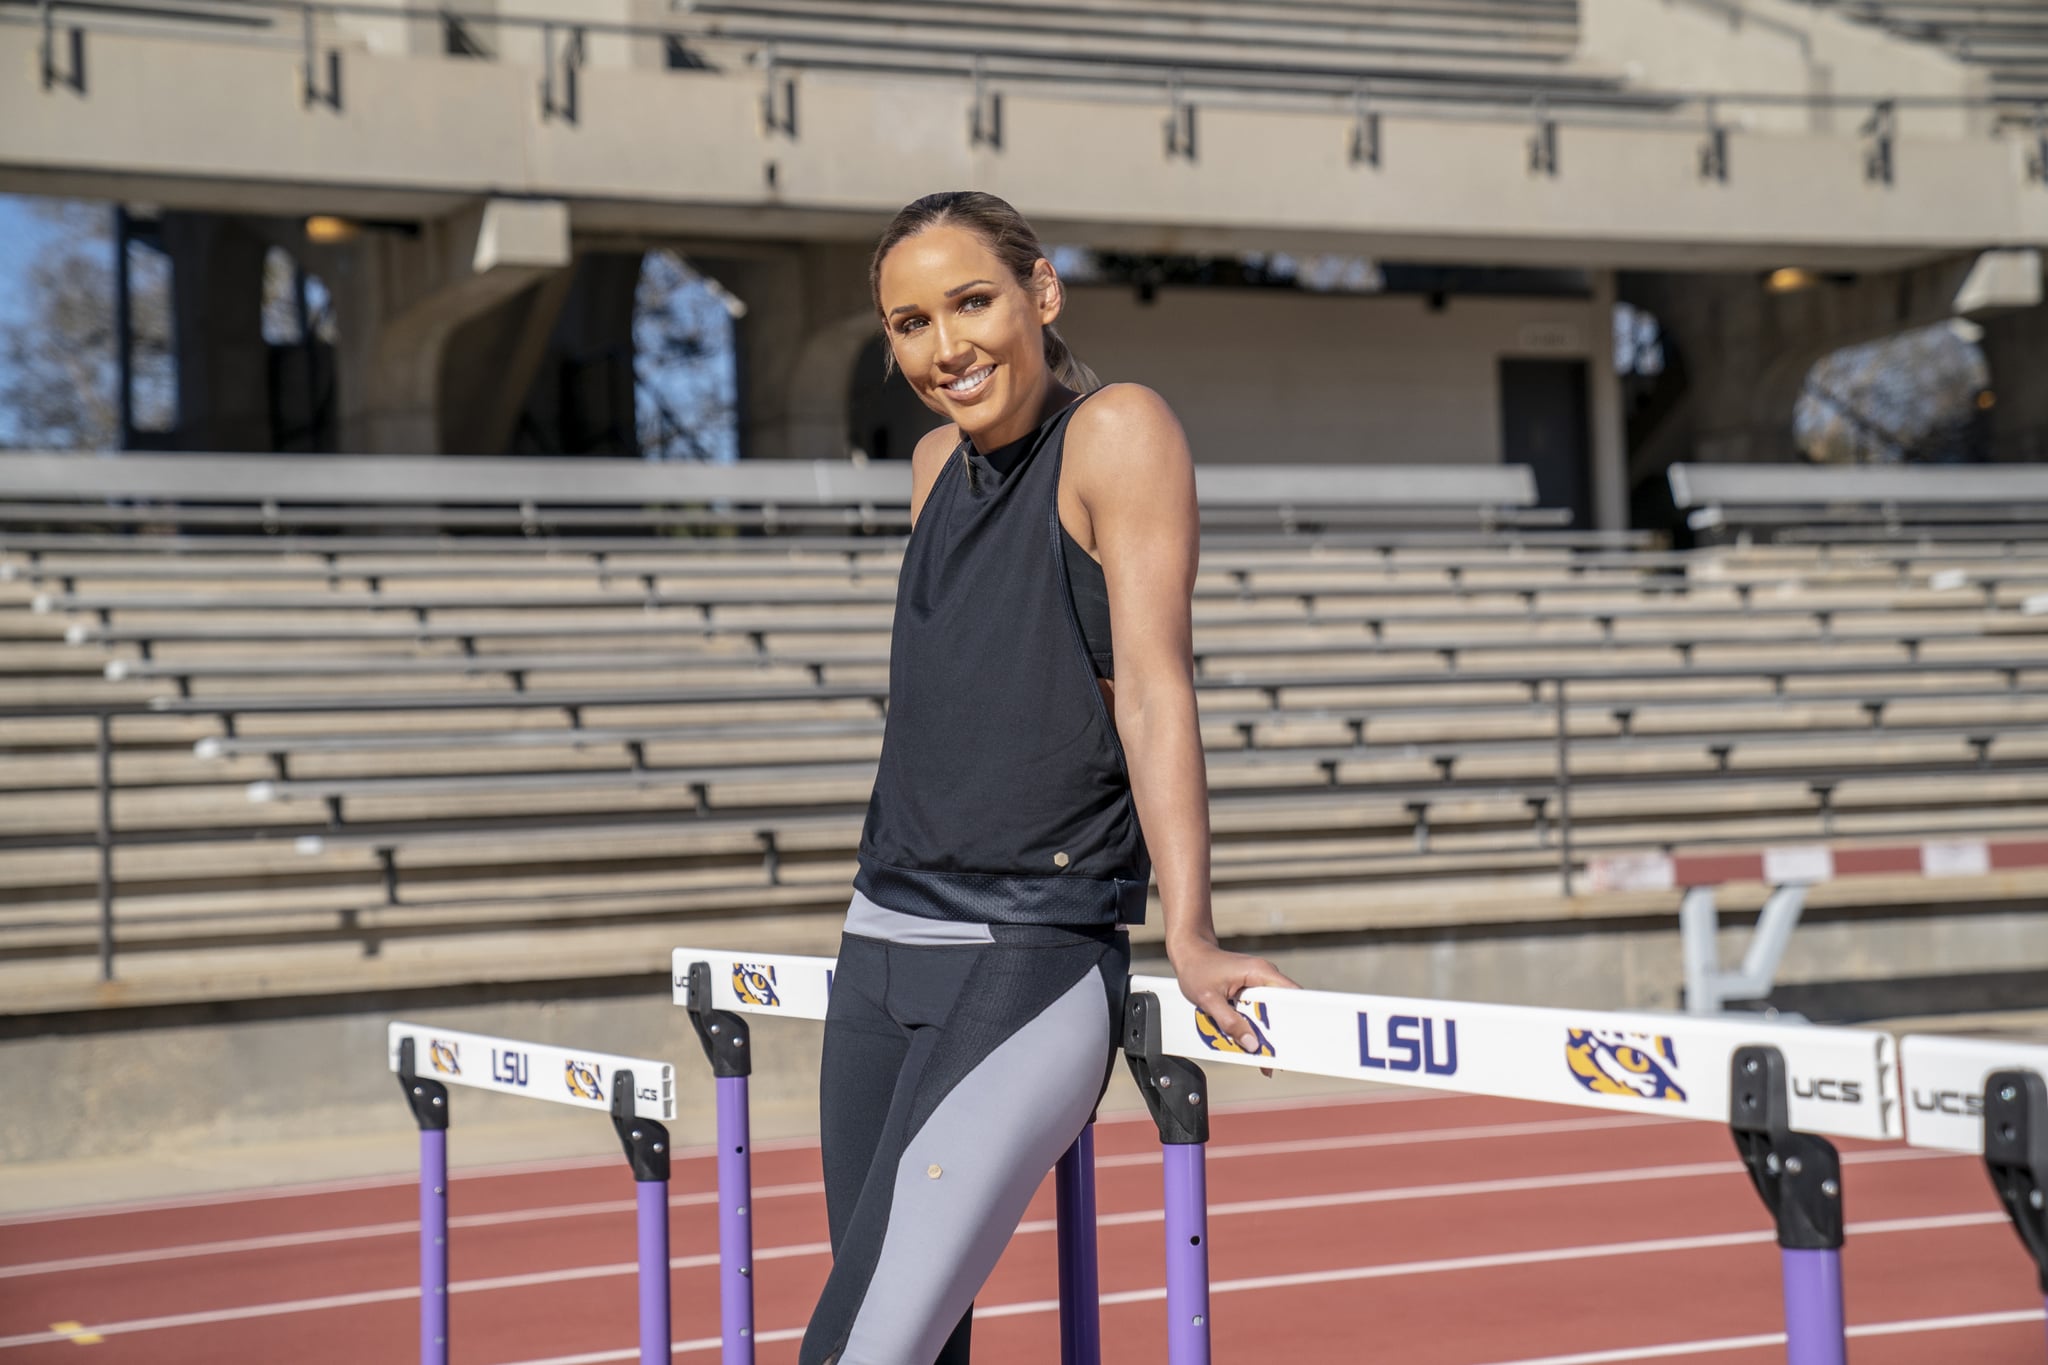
[610,1069,671,1183]
[1122,990,1208,1146]
[1983,1068,2048,1293]
[1729,1044,1843,1251]
[685,960,754,1079]
[397,1036,450,1131]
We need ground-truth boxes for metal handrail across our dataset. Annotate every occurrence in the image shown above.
[12,641,2048,978]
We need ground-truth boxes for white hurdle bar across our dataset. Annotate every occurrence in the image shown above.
[673,949,1900,1365]
[387,1023,676,1365]
[1903,1033,2048,1354]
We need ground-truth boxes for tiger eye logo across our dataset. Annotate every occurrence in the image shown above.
[733,963,781,1008]
[564,1059,605,1102]
[1565,1028,1686,1103]
[1196,1001,1275,1058]
[428,1039,461,1076]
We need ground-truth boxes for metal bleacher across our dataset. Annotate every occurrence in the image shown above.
[7,453,2048,1015]
[1670,461,2048,544]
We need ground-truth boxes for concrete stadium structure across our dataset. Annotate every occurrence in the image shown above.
[3,0,2046,528]
[8,2,2048,1175]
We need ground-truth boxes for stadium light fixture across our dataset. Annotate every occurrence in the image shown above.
[1765,267,1819,293]
[305,215,362,245]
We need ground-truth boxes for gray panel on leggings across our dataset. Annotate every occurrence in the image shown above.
[835,969,1108,1364]
[842,888,994,945]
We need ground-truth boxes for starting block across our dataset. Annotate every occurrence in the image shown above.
[387,1022,676,1365]
[671,948,1900,1365]
[1902,1033,2048,1341]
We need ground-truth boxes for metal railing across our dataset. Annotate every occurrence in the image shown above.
[15,644,2048,980]
[6,0,2023,141]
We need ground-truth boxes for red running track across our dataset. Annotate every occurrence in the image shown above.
[0,1091,2041,1364]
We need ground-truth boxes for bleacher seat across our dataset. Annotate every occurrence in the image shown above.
[7,455,2048,1015]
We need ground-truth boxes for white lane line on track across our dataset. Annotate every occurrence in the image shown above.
[1462,1306,2048,1365]
[0,1087,1444,1228]
[0,1153,1978,1351]
[482,1213,2016,1365]
[0,1181,829,1282]
[1071,1146,1944,1230]
[1095,1113,1673,1168]
[0,1111,1657,1279]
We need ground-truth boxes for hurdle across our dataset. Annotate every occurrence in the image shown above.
[673,948,1898,1365]
[1901,1033,2048,1348]
[1124,973,1899,1365]
[671,949,1116,1365]
[388,1022,678,1365]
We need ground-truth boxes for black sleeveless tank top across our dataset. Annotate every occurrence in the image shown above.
[853,395,1151,926]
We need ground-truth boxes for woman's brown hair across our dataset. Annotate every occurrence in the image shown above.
[869,190,1100,392]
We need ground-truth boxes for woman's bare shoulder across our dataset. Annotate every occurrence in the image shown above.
[907,422,961,524]
[911,421,961,469]
[1071,383,1180,436]
[1066,384,1191,488]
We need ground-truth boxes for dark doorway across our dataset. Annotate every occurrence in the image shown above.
[1499,358,1592,530]
[846,335,944,460]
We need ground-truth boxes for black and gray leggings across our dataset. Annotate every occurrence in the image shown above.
[799,892,1130,1365]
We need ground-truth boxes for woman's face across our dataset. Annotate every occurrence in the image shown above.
[876,223,1061,442]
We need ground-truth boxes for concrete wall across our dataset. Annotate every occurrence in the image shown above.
[3,25,2037,271]
[1057,286,1603,467]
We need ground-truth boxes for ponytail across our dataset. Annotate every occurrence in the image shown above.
[1043,324,1100,393]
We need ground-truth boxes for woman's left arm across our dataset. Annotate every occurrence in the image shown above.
[1071,385,1298,1054]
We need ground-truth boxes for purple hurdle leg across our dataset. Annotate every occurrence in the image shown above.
[717,1074,756,1365]
[397,1041,452,1365]
[636,1179,672,1364]
[1123,991,1213,1365]
[1056,1124,1103,1365]
[1162,1143,1212,1365]
[612,1068,673,1365]
[685,966,758,1365]
[1780,1248,1846,1365]
[420,1128,449,1365]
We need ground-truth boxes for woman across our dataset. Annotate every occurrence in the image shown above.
[804,191,1297,1365]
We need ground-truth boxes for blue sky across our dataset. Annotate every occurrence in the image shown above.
[0,194,58,445]
[0,194,55,330]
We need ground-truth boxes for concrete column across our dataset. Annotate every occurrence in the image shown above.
[159,212,273,452]
[437,268,577,454]
[1587,270,1627,531]
[459,253,640,455]
[323,198,571,454]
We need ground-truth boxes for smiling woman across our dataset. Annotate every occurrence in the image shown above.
[799,191,1297,1365]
